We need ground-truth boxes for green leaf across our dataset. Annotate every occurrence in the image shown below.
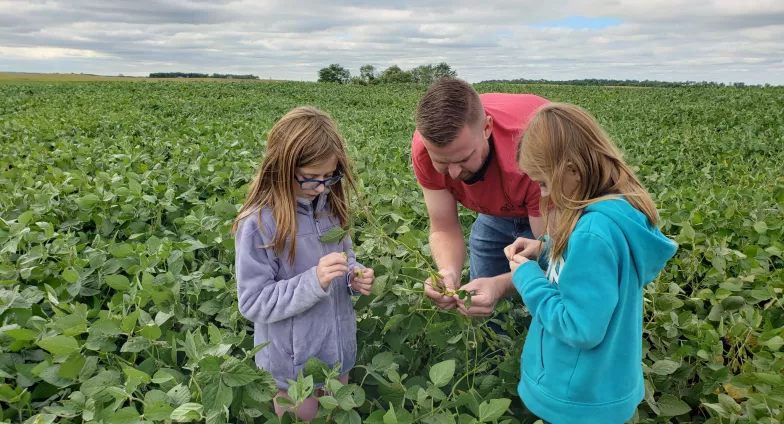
[75,194,101,210]
[371,274,388,296]
[320,227,348,244]
[383,406,398,424]
[656,294,684,312]
[145,402,175,421]
[4,328,38,341]
[59,353,86,380]
[477,398,511,422]
[81,370,122,401]
[429,359,456,388]
[37,335,79,356]
[54,314,88,337]
[124,368,152,386]
[109,406,141,424]
[753,221,768,234]
[656,394,691,417]
[212,201,237,218]
[17,211,34,226]
[761,336,784,351]
[138,324,162,340]
[39,364,74,388]
[319,395,339,410]
[371,352,396,373]
[170,403,203,422]
[718,393,742,414]
[420,413,454,424]
[335,409,362,424]
[105,274,131,292]
[121,337,151,353]
[305,357,329,383]
[110,244,135,258]
[336,384,366,411]
[203,381,232,413]
[152,370,176,384]
[23,415,57,424]
[721,296,745,311]
[61,269,79,283]
[651,359,680,376]
[167,384,192,407]
[221,358,258,387]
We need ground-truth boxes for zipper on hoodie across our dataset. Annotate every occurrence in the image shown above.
[312,195,344,376]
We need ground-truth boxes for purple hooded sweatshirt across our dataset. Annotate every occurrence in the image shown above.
[234,191,364,389]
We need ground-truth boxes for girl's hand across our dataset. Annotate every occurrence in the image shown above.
[509,254,530,274]
[317,253,349,289]
[504,237,543,261]
[350,267,375,296]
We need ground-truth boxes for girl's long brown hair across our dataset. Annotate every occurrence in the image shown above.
[231,106,357,264]
[518,102,659,261]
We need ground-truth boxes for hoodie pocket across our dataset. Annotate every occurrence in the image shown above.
[291,301,338,368]
[522,324,545,383]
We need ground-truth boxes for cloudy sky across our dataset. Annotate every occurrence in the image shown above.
[1,0,783,84]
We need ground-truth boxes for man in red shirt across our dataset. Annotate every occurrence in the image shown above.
[412,78,548,317]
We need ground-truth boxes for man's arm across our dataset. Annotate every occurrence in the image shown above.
[421,187,465,309]
[529,215,545,239]
[423,188,465,275]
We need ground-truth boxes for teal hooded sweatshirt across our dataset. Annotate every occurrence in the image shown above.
[512,198,677,424]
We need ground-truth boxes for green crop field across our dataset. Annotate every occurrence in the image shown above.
[0,81,782,424]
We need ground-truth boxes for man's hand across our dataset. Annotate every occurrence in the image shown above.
[504,237,543,261]
[453,276,510,317]
[424,269,460,310]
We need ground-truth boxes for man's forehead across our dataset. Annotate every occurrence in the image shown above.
[423,127,476,158]
[425,143,474,162]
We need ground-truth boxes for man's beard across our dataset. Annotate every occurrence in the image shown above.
[453,143,490,181]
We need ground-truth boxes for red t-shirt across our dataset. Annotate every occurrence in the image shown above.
[411,93,549,218]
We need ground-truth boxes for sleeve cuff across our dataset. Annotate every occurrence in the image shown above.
[512,261,545,295]
[307,267,331,299]
[345,264,365,296]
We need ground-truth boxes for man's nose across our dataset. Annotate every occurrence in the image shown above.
[448,164,462,179]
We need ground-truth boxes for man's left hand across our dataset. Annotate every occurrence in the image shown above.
[453,277,508,317]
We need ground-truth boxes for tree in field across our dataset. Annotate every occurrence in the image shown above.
[404,62,458,84]
[377,65,414,83]
[409,65,434,84]
[432,62,457,81]
[318,64,351,84]
[360,64,376,84]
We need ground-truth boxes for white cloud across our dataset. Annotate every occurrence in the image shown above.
[0,46,115,60]
[0,0,781,84]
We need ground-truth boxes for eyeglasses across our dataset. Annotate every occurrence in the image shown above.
[294,173,343,190]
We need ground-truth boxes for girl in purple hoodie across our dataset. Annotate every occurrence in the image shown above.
[232,106,375,421]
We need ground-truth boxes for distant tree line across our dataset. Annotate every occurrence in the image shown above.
[317,63,457,85]
[478,78,778,89]
[149,72,260,80]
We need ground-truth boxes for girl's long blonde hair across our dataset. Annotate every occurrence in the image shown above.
[518,102,659,260]
[231,106,357,264]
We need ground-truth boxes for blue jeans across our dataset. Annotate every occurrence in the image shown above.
[469,214,534,282]
[468,214,534,335]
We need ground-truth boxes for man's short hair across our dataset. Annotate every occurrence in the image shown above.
[415,78,484,147]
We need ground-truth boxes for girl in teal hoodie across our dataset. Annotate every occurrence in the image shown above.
[507,103,677,424]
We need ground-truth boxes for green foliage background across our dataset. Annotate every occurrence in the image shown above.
[0,81,782,423]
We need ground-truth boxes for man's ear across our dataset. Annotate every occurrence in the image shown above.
[483,115,493,139]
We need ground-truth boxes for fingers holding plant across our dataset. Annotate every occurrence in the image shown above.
[508,253,529,274]
[504,237,543,261]
[350,266,375,295]
[317,252,349,289]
